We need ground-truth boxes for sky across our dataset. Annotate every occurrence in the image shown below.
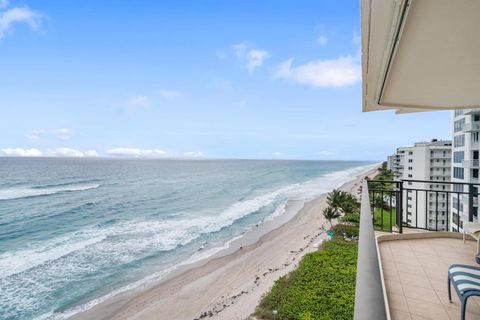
[0,0,452,160]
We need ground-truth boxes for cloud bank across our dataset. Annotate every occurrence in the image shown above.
[106,148,167,158]
[1,147,42,157]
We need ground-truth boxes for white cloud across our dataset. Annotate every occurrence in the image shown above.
[48,147,84,157]
[1,147,42,157]
[232,42,271,73]
[52,128,72,140]
[274,56,361,88]
[25,129,46,140]
[246,49,271,73]
[106,148,167,158]
[183,151,205,158]
[0,4,44,39]
[272,152,282,157]
[317,35,328,46]
[317,150,336,157]
[158,89,182,100]
[126,95,150,110]
[24,128,73,140]
[84,150,99,157]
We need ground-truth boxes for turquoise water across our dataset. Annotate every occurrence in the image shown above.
[0,158,373,320]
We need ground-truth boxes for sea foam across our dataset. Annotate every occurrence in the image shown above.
[0,184,100,200]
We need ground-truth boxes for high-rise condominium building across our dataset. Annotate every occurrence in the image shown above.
[390,140,452,230]
[451,109,480,232]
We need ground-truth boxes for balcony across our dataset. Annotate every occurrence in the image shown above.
[379,235,480,319]
[464,109,480,115]
[462,160,480,167]
[464,122,480,132]
[355,179,480,320]
[472,140,480,149]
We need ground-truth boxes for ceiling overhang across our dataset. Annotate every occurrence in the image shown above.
[362,0,480,113]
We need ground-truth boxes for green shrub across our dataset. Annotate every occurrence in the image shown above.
[254,239,358,320]
[332,224,359,239]
[341,213,360,224]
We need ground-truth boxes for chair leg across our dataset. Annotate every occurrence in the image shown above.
[461,296,468,320]
[448,275,452,302]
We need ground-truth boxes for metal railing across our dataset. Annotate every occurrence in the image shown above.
[464,122,480,131]
[462,159,480,167]
[368,179,480,233]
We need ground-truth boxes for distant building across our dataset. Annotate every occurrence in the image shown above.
[403,140,452,230]
[391,148,406,180]
[451,109,480,232]
[388,140,452,230]
[386,154,395,171]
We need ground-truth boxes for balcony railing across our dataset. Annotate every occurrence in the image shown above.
[462,159,480,167]
[367,179,480,233]
[354,181,387,320]
[464,122,480,132]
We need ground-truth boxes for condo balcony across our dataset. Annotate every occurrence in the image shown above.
[462,160,480,168]
[463,122,480,132]
[464,109,480,116]
[356,179,480,320]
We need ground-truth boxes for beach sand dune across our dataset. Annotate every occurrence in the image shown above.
[72,166,378,320]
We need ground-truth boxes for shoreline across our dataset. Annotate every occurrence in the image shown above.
[70,164,379,320]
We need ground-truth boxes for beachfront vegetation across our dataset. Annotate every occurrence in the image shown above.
[322,206,340,228]
[332,224,359,239]
[254,236,358,320]
[255,188,361,320]
[323,190,360,229]
[341,213,360,224]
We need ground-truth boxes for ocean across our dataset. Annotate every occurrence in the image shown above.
[0,158,374,320]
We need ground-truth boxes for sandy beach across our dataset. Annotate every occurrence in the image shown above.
[71,165,379,320]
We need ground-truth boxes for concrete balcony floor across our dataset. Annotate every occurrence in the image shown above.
[379,235,480,320]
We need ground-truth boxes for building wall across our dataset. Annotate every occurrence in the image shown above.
[451,109,480,232]
[401,141,451,230]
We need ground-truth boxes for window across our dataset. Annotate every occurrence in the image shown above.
[408,174,413,178]
[473,132,479,142]
[454,134,465,147]
[453,167,464,179]
[409,151,413,155]
[453,184,463,192]
[408,166,412,170]
[474,169,479,179]
[454,118,465,132]
[408,159,413,163]
[455,110,464,117]
[454,151,464,163]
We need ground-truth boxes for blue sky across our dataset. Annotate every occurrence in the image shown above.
[0,0,452,160]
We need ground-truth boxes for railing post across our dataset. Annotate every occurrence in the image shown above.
[398,181,403,234]
[469,184,474,222]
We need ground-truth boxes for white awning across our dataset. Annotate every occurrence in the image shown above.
[361,0,480,113]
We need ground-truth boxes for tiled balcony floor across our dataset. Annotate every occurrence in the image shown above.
[379,237,480,320]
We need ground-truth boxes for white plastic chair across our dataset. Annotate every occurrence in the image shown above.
[463,222,480,253]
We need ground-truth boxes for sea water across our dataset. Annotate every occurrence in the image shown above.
[0,158,375,320]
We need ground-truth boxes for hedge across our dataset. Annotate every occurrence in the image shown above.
[254,239,358,319]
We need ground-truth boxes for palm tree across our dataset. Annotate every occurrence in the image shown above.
[326,189,343,210]
[323,206,340,228]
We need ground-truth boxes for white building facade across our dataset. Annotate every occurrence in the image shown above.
[451,109,480,232]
